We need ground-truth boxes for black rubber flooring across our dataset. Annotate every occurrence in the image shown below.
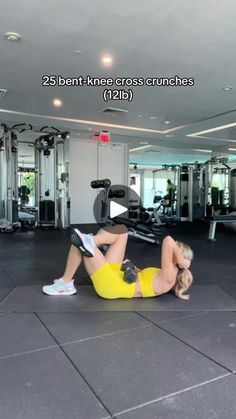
[0,221,235,419]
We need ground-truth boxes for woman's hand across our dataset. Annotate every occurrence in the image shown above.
[178,258,190,270]
[123,259,141,272]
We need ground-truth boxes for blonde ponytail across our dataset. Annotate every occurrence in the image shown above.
[173,268,193,300]
[174,240,194,300]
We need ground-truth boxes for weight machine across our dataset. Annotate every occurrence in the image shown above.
[0,123,32,231]
[0,122,70,231]
[176,158,231,221]
[176,163,206,221]
[152,165,179,217]
[35,127,70,228]
[204,157,230,215]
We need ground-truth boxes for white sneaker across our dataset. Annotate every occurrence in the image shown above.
[42,278,77,296]
[70,228,95,257]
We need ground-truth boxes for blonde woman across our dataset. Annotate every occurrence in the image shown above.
[43,225,193,300]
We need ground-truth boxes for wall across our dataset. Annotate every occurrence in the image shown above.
[69,139,128,224]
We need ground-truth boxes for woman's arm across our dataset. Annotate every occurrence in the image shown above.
[162,236,189,269]
[173,243,190,269]
[161,236,189,282]
[153,236,190,295]
[161,236,175,266]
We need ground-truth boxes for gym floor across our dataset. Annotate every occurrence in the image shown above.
[0,222,236,419]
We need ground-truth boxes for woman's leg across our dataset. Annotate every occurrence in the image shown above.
[42,244,81,295]
[62,224,128,283]
[94,224,128,264]
[80,226,135,299]
[82,247,109,276]
[62,245,82,284]
[70,224,128,276]
[42,225,129,297]
[63,244,110,283]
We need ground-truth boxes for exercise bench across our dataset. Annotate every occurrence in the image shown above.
[207,215,236,241]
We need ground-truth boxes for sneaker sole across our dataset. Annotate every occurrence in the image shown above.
[70,229,93,257]
[42,288,77,296]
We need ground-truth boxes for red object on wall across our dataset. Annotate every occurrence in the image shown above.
[91,130,110,143]
[100,131,110,143]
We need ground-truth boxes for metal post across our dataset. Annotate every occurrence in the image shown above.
[208,221,216,241]
[6,130,18,225]
[0,134,7,224]
[34,139,40,225]
[188,166,193,222]
[175,167,181,218]
[54,139,58,228]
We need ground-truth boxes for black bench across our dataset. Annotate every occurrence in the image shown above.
[207,215,236,241]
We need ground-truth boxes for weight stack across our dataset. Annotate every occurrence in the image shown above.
[40,200,55,222]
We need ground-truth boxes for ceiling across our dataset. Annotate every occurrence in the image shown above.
[1,0,236,166]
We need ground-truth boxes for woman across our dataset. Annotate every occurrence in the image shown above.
[43,225,193,300]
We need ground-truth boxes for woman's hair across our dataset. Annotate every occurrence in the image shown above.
[173,241,194,300]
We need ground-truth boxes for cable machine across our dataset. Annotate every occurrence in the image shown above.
[35,127,70,229]
[0,123,70,231]
[176,158,231,221]
[204,157,230,215]
[229,168,236,211]
[152,165,179,217]
[177,163,206,221]
[0,123,29,231]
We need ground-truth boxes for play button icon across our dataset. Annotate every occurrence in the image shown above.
[92,180,143,232]
[110,201,128,219]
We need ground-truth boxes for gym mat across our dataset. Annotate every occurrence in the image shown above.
[0,284,235,312]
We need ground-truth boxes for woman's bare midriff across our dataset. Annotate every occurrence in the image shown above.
[132,267,178,297]
[133,271,161,298]
[133,273,142,297]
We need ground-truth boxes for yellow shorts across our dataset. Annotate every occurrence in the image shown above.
[90,262,136,299]
[90,263,161,299]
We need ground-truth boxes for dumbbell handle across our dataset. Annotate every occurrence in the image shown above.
[91,179,111,189]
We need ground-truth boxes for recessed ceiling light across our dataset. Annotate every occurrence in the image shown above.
[194,149,212,153]
[53,98,63,107]
[187,122,236,137]
[138,115,142,118]
[101,55,113,66]
[165,134,174,138]
[129,145,152,152]
[140,141,148,145]
[4,32,21,41]
[164,120,170,125]
[222,86,232,91]
[149,116,157,120]
[73,50,83,54]
[228,148,236,151]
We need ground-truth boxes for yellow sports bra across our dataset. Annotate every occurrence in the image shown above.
[139,267,161,297]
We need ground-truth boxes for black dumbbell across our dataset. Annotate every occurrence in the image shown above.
[121,260,137,283]
[91,179,111,189]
